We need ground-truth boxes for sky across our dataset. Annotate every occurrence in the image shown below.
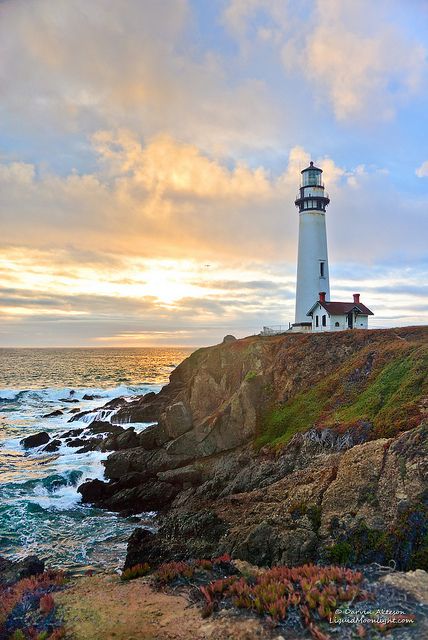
[1,0,428,347]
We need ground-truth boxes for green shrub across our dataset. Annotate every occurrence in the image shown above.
[326,542,353,565]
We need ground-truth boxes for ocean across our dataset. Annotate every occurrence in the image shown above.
[0,347,192,573]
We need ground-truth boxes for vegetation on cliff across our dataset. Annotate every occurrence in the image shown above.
[256,334,428,449]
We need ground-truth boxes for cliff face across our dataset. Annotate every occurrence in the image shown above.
[78,326,428,570]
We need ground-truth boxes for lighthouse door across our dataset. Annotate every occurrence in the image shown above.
[347,313,353,329]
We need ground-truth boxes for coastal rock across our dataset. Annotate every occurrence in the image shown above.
[138,423,169,450]
[0,555,45,585]
[222,334,237,343]
[114,427,139,449]
[78,479,111,503]
[87,421,123,435]
[76,327,428,571]
[61,428,84,439]
[104,480,179,512]
[100,427,140,452]
[20,431,50,448]
[42,439,62,452]
[381,570,428,604]
[157,464,202,487]
[113,391,167,424]
[230,522,318,566]
[42,409,63,418]
[104,446,194,481]
[160,401,193,439]
[67,437,88,448]
[124,510,228,568]
[82,394,102,400]
[124,528,158,569]
[104,447,155,480]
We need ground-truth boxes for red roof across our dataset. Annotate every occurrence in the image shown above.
[307,301,374,316]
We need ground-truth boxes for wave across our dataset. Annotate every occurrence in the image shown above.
[0,383,161,404]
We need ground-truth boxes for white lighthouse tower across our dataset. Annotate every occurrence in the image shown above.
[294,161,330,326]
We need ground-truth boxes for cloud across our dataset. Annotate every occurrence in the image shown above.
[224,0,427,124]
[1,131,427,272]
[416,161,428,177]
[0,1,427,345]
[295,0,426,122]
[0,0,280,157]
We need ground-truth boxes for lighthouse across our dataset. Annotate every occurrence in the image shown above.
[260,159,374,337]
[294,161,330,326]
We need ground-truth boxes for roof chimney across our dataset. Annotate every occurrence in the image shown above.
[319,291,326,302]
[353,293,360,304]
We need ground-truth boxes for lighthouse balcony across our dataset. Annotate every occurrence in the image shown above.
[295,191,329,201]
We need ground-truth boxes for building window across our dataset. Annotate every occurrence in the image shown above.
[315,315,319,327]
[322,315,326,327]
[320,261,325,277]
[335,321,340,327]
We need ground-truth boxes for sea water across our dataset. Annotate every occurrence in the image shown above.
[0,347,192,572]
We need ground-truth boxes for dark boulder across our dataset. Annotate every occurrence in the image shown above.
[20,432,50,448]
[42,410,63,418]
[83,394,103,400]
[116,428,139,448]
[138,423,169,450]
[67,437,88,448]
[103,480,179,513]
[124,528,158,569]
[124,510,228,569]
[75,438,101,454]
[222,334,237,343]
[59,397,80,403]
[102,396,129,409]
[42,439,62,453]
[87,421,123,435]
[78,478,111,503]
[61,428,84,439]
[101,427,139,452]
[113,393,166,424]
[68,407,81,414]
[0,555,45,586]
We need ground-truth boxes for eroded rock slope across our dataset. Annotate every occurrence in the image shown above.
[77,327,428,570]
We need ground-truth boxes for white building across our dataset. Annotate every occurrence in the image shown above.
[307,292,374,332]
[294,161,330,329]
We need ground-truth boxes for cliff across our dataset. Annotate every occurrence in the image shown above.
[78,326,428,571]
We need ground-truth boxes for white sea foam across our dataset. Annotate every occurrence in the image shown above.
[0,383,160,404]
[0,347,185,569]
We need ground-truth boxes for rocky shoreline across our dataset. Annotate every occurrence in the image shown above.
[70,327,427,573]
[4,326,428,638]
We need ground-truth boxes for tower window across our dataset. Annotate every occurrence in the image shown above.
[320,261,325,277]
[322,315,326,326]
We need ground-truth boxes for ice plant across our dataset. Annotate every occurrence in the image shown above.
[121,563,151,581]
[39,593,55,614]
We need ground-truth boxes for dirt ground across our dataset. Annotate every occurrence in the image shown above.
[54,573,277,640]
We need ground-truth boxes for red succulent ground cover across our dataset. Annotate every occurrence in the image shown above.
[0,570,66,640]
[199,563,369,639]
[139,557,416,639]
